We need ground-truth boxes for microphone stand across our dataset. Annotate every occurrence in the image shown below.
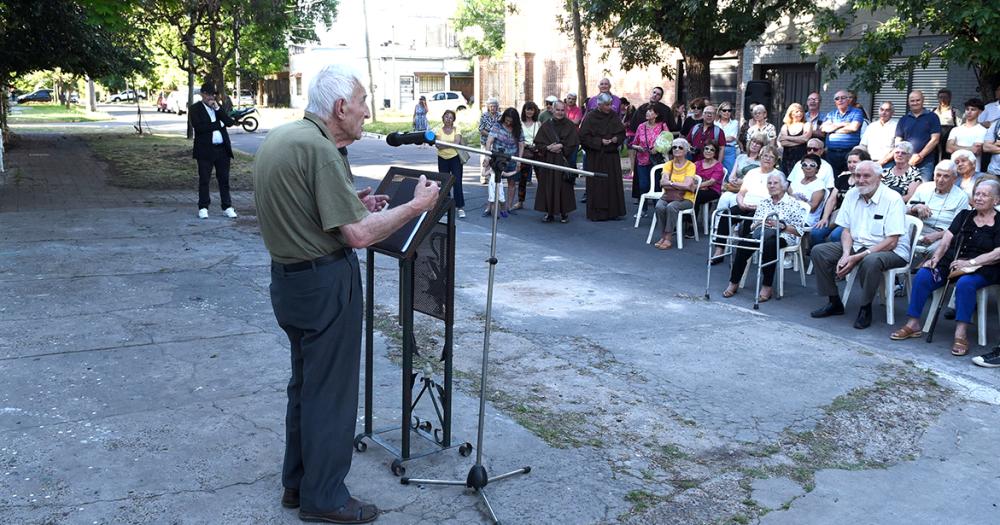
[397,137,603,524]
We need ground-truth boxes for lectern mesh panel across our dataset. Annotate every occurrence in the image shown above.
[413,221,450,320]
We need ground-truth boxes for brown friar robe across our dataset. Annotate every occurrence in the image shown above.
[533,117,580,217]
[579,109,627,221]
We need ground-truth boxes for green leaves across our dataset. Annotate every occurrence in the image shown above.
[454,0,507,57]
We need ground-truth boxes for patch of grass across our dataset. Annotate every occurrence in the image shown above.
[84,133,255,190]
[673,478,701,490]
[9,103,112,123]
[624,489,661,513]
[660,443,689,461]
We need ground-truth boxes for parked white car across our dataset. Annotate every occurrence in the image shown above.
[109,89,146,103]
[410,91,469,115]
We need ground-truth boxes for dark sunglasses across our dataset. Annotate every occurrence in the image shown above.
[719,108,731,112]
[807,147,822,152]
[671,145,686,151]
[692,105,705,110]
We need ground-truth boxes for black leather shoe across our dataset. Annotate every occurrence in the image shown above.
[810,302,845,318]
[282,488,300,509]
[854,305,873,329]
[299,497,379,524]
[943,307,956,320]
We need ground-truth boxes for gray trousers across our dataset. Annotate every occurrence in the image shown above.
[270,251,362,513]
[810,242,906,305]
[655,198,693,235]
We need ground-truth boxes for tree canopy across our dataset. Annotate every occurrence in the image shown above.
[454,0,508,58]
[580,0,815,99]
[804,0,1000,98]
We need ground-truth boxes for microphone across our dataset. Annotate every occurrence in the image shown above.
[386,130,436,147]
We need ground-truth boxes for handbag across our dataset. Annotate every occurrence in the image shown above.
[948,264,982,281]
[458,149,470,164]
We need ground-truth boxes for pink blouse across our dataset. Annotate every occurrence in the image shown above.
[631,122,667,166]
[696,160,725,194]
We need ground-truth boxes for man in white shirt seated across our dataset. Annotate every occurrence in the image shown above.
[859,101,898,166]
[810,160,910,329]
[789,138,835,188]
[907,160,970,263]
[978,85,1000,128]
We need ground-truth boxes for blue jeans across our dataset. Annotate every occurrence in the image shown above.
[908,268,990,323]
[635,163,653,195]
[437,156,466,209]
[915,158,935,181]
[809,225,843,245]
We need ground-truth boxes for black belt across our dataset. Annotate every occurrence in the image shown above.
[271,249,351,272]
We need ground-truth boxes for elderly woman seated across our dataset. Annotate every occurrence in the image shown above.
[952,149,984,198]
[890,179,1000,359]
[882,141,923,202]
[711,145,782,262]
[653,138,697,249]
[721,172,807,302]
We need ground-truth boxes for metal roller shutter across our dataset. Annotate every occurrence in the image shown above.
[872,57,948,115]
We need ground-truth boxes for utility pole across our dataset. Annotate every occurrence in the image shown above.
[362,0,378,121]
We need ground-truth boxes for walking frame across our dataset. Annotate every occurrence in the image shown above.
[705,208,783,310]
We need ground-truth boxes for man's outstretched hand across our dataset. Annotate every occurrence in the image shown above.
[357,187,389,212]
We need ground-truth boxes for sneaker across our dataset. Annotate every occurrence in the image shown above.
[457,209,466,219]
[783,253,795,270]
[893,283,905,298]
[972,348,1000,368]
[500,210,509,218]
[198,208,209,219]
[481,209,491,217]
[560,215,569,223]
[223,207,238,218]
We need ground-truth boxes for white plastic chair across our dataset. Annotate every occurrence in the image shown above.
[841,215,923,325]
[922,284,1000,347]
[634,163,665,228]
[646,175,702,249]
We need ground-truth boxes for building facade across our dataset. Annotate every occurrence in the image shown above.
[742,5,981,124]
[288,0,472,112]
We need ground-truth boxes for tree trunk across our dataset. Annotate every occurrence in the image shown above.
[87,77,97,112]
[570,0,587,102]
[684,53,713,101]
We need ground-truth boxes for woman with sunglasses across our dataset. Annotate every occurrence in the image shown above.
[882,141,923,202]
[788,153,826,225]
[716,102,740,174]
[738,104,777,152]
[681,97,708,136]
[653,138,697,249]
[694,139,725,209]
[778,103,812,175]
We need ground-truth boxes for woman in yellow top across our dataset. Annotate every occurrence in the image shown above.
[653,138,697,249]
[434,109,466,218]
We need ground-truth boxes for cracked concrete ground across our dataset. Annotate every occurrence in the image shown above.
[2,134,1000,524]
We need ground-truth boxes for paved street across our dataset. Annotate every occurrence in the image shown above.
[2,126,1000,524]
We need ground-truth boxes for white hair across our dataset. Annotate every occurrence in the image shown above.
[751,104,767,115]
[935,159,957,175]
[596,92,613,105]
[856,160,881,176]
[305,65,362,120]
[951,149,976,164]
[671,137,691,151]
[894,141,914,155]
[767,171,789,188]
[976,179,1000,199]
[486,97,499,106]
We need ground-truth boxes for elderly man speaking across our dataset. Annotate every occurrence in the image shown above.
[809,160,910,329]
[255,64,440,523]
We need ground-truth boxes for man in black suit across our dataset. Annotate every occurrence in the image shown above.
[191,81,237,219]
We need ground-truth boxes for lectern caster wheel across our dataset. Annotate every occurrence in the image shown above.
[410,416,421,429]
[390,459,406,477]
[353,436,368,452]
[459,443,473,457]
[419,420,432,432]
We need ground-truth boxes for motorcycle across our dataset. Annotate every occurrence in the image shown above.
[230,106,259,132]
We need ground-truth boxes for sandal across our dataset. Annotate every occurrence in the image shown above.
[757,289,773,303]
[722,285,738,298]
[951,337,969,356]
[656,240,672,250]
[890,325,923,341]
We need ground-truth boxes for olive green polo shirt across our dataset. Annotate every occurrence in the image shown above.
[254,112,369,264]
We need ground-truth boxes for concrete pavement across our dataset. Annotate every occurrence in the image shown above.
[2,131,1000,524]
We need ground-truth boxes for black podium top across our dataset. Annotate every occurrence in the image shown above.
[372,166,454,258]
